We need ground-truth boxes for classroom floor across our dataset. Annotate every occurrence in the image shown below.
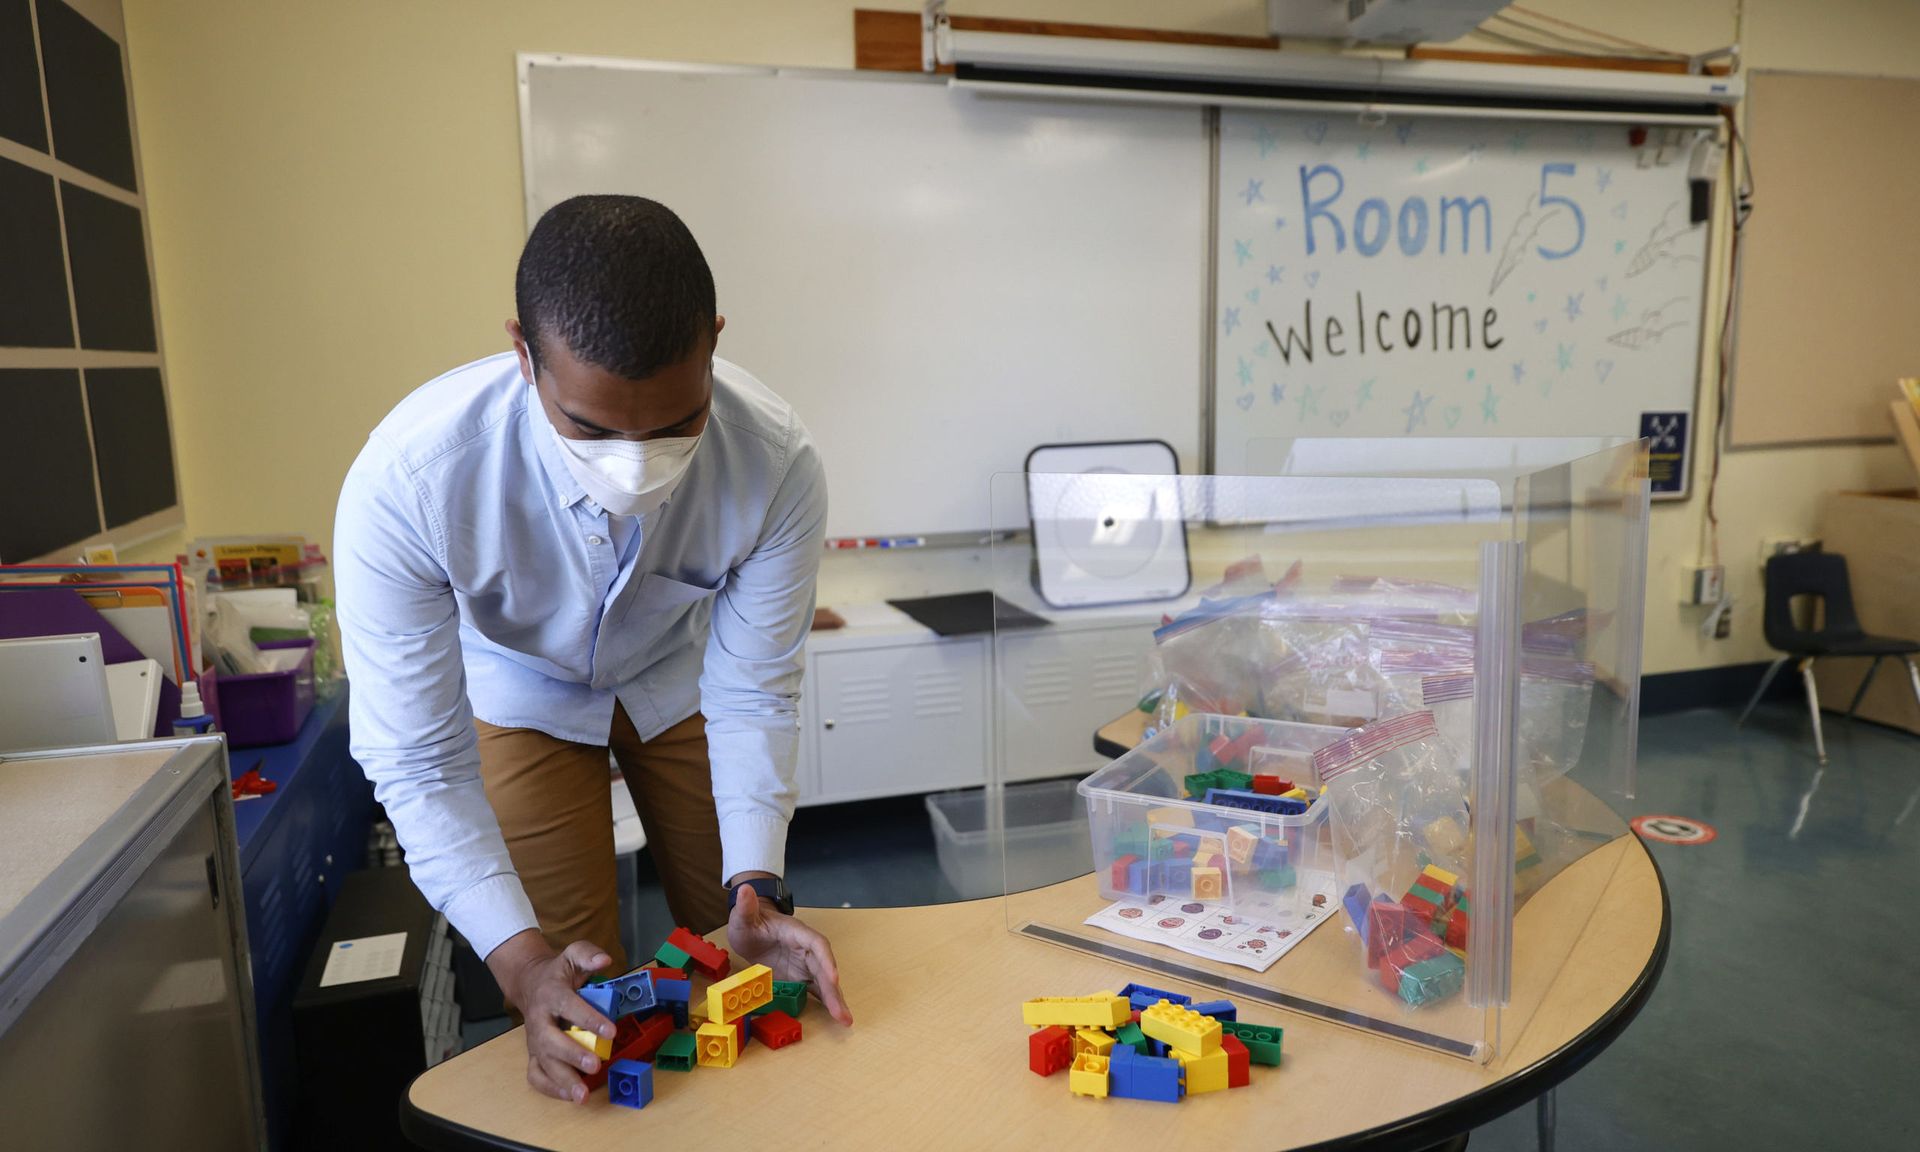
[463,703,1920,1148]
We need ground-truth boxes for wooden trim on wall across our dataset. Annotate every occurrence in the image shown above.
[853,10,1730,80]
[854,8,1278,74]
[1407,46,1731,76]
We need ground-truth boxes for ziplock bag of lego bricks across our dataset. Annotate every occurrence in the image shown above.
[1317,712,1473,1010]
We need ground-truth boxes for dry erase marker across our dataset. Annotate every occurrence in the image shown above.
[877,537,925,549]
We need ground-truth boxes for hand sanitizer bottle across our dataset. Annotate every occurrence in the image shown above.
[173,681,217,736]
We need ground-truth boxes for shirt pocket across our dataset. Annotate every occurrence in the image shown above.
[606,571,727,670]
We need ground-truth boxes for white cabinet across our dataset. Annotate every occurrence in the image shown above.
[994,625,1156,782]
[806,635,989,804]
[792,603,1159,806]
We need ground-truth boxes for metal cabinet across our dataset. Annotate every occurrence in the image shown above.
[808,635,990,803]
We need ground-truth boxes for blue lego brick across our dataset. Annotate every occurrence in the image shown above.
[1125,860,1148,895]
[607,1059,654,1110]
[1193,811,1232,833]
[578,983,619,1018]
[1146,1037,1170,1059]
[1252,837,1290,871]
[1205,788,1309,816]
[1118,983,1192,1013]
[654,977,691,1004]
[1108,1046,1183,1103]
[1153,860,1194,891]
[599,970,657,1019]
[1343,882,1374,945]
[1191,999,1237,1022]
[668,999,688,1029]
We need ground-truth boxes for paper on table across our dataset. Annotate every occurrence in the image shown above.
[1082,869,1340,973]
[319,931,408,987]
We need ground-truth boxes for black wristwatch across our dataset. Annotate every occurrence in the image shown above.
[727,876,794,916]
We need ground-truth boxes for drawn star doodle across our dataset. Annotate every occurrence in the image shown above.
[1626,203,1700,278]
[1224,307,1241,336]
[1395,122,1415,146]
[1612,294,1629,322]
[1564,292,1584,322]
[1257,124,1280,158]
[1595,166,1613,193]
[1236,356,1252,385]
[1481,383,1500,424]
[1242,178,1264,206]
[1607,297,1691,350]
[1402,389,1433,433]
[1556,342,1575,372]
[1234,239,1253,266]
[1266,264,1284,285]
[1511,361,1526,385]
[1355,378,1374,409]
[1296,382,1321,421]
[1271,381,1287,405]
[1356,141,1371,161]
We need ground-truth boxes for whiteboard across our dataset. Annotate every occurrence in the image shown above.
[1212,109,1710,496]
[521,58,1208,538]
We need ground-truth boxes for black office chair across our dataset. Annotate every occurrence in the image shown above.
[1737,551,1920,763]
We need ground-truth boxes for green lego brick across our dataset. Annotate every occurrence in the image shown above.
[1397,954,1466,1007]
[653,941,692,969]
[1114,1021,1148,1055]
[1216,770,1253,792]
[1257,866,1297,890]
[1137,690,1162,714]
[770,981,808,1017]
[1404,881,1449,909]
[655,1032,698,1071]
[1221,1020,1283,1066]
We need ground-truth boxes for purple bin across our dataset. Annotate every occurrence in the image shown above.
[210,638,315,748]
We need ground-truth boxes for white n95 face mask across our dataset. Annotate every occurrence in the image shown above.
[544,416,700,517]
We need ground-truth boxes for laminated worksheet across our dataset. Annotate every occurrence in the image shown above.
[1082,870,1340,973]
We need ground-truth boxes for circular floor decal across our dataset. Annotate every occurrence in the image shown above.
[1631,814,1718,845]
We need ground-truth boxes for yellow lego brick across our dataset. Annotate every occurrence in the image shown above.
[1420,863,1461,892]
[688,998,710,1026]
[1279,787,1308,801]
[1173,1046,1229,1094]
[1022,995,1130,1029]
[1171,699,1191,720]
[706,963,774,1025]
[1197,836,1225,859]
[566,1026,611,1060]
[1226,826,1259,867]
[1423,816,1468,856]
[1146,806,1194,835]
[1068,1052,1110,1098]
[1192,866,1223,900]
[695,1020,738,1068]
[1140,999,1222,1056]
[1074,1028,1115,1058]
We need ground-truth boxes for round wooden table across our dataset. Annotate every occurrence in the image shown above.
[403,836,1666,1150]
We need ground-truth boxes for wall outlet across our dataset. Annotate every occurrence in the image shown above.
[1687,565,1726,605]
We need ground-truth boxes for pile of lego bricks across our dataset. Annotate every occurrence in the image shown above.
[1340,863,1470,1008]
[1024,983,1283,1103]
[563,927,808,1111]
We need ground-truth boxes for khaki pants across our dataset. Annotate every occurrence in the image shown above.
[475,706,729,973]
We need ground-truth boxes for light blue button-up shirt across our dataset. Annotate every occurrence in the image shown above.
[334,352,825,959]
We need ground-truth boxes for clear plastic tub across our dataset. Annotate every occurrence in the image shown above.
[925,778,1092,901]
[1077,714,1351,914]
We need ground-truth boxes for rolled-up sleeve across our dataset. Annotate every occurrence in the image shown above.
[334,434,538,959]
[699,418,827,884]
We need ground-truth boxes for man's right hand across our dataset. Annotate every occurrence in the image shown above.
[484,928,616,1103]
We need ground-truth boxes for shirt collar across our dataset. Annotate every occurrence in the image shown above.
[526,400,592,511]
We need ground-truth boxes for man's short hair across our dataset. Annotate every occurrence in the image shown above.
[515,195,716,380]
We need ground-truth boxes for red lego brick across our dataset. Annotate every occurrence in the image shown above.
[1172,838,1194,859]
[584,1013,675,1090]
[732,1015,751,1049]
[1130,1009,1143,1024]
[1401,885,1445,925]
[750,1009,803,1049]
[1111,854,1140,890]
[1444,906,1469,950]
[645,966,687,982]
[1365,899,1430,970]
[667,927,731,980]
[1250,775,1293,795]
[1221,1034,1251,1088]
[1029,1025,1074,1076]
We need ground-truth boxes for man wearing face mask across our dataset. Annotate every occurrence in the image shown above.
[334,195,847,1103]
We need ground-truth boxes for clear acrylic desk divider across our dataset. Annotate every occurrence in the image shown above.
[988,441,1649,1065]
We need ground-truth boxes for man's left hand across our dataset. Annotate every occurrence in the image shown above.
[725,883,853,1027]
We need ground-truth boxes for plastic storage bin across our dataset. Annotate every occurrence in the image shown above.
[212,638,316,748]
[1078,713,1350,913]
[926,778,1092,900]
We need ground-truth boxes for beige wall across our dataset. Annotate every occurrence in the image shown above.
[120,0,1917,675]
